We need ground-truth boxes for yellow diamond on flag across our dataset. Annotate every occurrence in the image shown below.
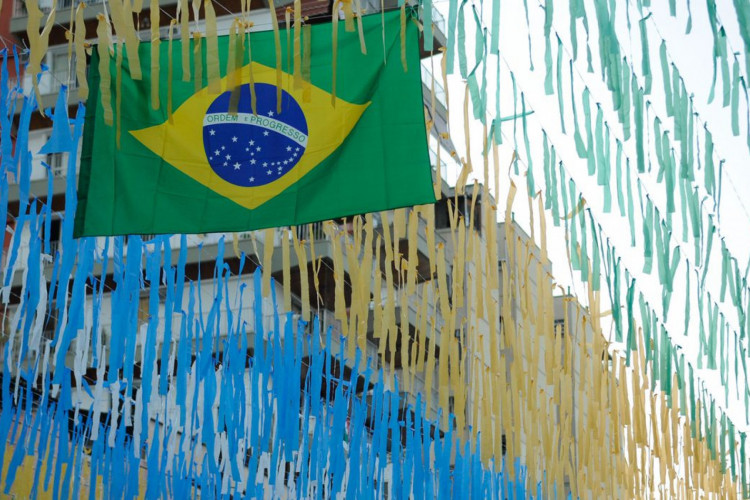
[130,62,370,210]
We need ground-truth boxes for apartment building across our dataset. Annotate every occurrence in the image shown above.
[0,1,595,497]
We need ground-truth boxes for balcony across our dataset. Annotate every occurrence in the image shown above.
[10,0,168,33]
[421,65,447,110]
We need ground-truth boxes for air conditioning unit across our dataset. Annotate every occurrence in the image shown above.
[47,152,66,177]
[138,24,182,41]
[160,24,181,40]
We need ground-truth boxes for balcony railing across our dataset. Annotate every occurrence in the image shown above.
[429,145,448,180]
[293,221,327,242]
[421,65,447,110]
[14,0,105,15]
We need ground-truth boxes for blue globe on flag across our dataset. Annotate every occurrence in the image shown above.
[202,83,309,187]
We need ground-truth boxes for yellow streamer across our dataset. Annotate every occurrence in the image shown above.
[167,20,175,122]
[178,0,190,82]
[26,0,55,116]
[96,15,113,126]
[268,0,283,113]
[331,0,340,106]
[108,0,141,79]
[293,0,302,90]
[150,0,160,110]
[74,5,88,100]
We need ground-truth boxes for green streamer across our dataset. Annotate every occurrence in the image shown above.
[731,0,750,82]
[732,57,740,136]
[602,125,612,212]
[664,246,679,317]
[544,0,554,95]
[654,214,666,286]
[721,240,729,301]
[467,17,486,123]
[613,255,622,342]
[590,219,601,287]
[632,78,645,173]
[625,276,635,349]
[665,147,675,213]
[686,0,692,32]
[457,0,468,78]
[522,93,534,194]
[543,133,552,210]
[570,62,587,158]
[638,293,651,367]
[652,315,660,391]
[707,0,719,102]
[626,158,636,246]
[654,118,666,182]
[467,72,483,121]
[642,196,654,274]
[684,263,691,337]
[569,0,582,59]
[620,58,631,140]
[490,0,499,54]
[556,37,566,134]
[679,177,689,243]
[583,90,596,174]
[686,97,695,181]
[445,0,459,73]
[639,14,652,94]
[702,215,716,287]
[560,162,570,230]
[579,201,588,282]
[719,28,730,107]
[735,335,741,400]
[705,126,716,198]
[512,72,519,174]
[522,0,533,70]
[708,300,718,370]
[550,146,560,226]
[423,0,433,51]
[659,41,673,116]
[616,141,625,216]
[688,186,701,242]
[570,206,580,272]
[594,104,604,179]
[661,326,672,395]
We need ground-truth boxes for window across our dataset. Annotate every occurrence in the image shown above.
[138,294,150,325]
[51,51,77,91]
[47,152,67,177]
[433,195,482,232]
[46,217,62,256]
[553,319,565,337]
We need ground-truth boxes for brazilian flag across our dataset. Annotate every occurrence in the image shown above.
[74,10,434,236]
